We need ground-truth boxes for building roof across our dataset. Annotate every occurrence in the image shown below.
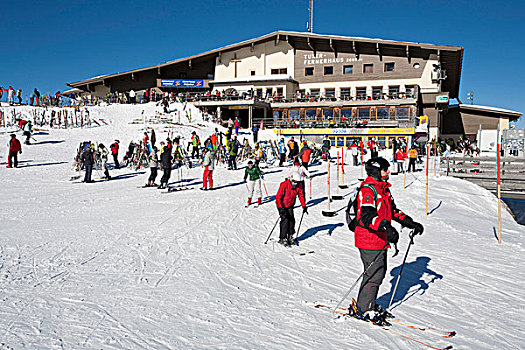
[458,104,522,120]
[67,30,464,97]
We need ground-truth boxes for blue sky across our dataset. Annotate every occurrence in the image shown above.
[1,0,524,127]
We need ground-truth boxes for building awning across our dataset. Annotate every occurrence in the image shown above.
[458,104,522,121]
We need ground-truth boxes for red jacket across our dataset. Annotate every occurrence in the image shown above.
[354,177,406,250]
[110,142,119,155]
[9,138,21,152]
[394,150,406,161]
[276,179,306,209]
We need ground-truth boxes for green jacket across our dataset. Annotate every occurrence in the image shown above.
[244,166,262,181]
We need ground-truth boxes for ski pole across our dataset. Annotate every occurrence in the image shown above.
[387,231,415,310]
[261,177,270,199]
[264,217,280,244]
[332,242,389,317]
[294,210,306,242]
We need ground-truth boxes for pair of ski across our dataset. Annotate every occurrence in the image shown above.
[269,238,314,256]
[245,203,260,208]
[314,303,455,350]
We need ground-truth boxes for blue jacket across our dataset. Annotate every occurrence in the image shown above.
[278,141,286,154]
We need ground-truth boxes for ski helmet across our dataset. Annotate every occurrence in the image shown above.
[365,157,390,180]
[290,171,302,182]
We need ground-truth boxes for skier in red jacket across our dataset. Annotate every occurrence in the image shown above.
[7,134,22,168]
[349,157,424,325]
[275,172,307,246]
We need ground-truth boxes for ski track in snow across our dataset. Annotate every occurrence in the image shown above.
[0,103,524,349]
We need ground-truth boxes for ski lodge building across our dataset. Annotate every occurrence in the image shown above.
[67,31,521,147]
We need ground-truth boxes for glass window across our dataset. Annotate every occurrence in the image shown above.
[372,87,382,100]
[340,88,351,99]
[256,89,263,97]
[396,107,410,120]
[325,88,335,98]
[346,137,361,147]
[377,137,386,147]
[279,68,287,74]
[341,109,352,122]
[356,87,367,100]
[322,109,334,120]
[290,110,300,120]
[337,137,344,147]
[305,67,314,76]
[376,107,390,120]
[329,136,336,147]
[272,110,282,121]
[271,69,279,75]
[276,87,283,96]
[207,73,214,79]
[358,108,370,119]
[343,65,353,74]
[305,109,317,121]
[299,89,305,98]
[384,63,395,72]
[389,86,399,98]
[310,89,320,98]
[250,70,256,76]
[324,66,333,75]
[363,64,373,73]
[406,85,415,98]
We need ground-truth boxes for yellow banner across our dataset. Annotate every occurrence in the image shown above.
[272,128,415,136]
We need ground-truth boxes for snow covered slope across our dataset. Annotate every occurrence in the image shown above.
[0,104,523,349]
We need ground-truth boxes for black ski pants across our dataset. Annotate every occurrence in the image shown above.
[149,167,158,183]
[8,151,18,167]
[84,164,93,183]
[279,153,286,166]
[192,146,199,159]
[353,155,358,166]
[356,248,387,312]
[161,168,171,185]
[408,158,416,172]
[113,154,120,169]
[279,207,295,240]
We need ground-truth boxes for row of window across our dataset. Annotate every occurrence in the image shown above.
[300,85,416,98]
[272,106,412,121]
[305,62,396,76]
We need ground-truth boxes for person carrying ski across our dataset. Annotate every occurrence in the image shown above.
[201,148,215,190]
[190,131,200,159]
[275,172,307,246]
[407,146,418,172]
[81,144,94,183]
[98,144,111,179]
[146,146,159,186]
[7,134,22,168]
[298,140,312,169]
[348,157,424,325]
[158,144,172,189]
[278,138,287,167]
[110,140,120,169]
[244,160,263,207]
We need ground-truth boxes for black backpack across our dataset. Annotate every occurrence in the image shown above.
[345,184,378,232]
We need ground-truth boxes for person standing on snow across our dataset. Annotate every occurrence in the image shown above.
[227,118,234,135]
[407,146,418,172]
[110,140,120,169]
[129,89,136,104]
[201,148,215,190]
[350,141,360,166]
[22,121,32,145]
[6,86,15,105]
[347,157,424,325]
[234,117,240,135]
[244,160,263,207]
[81,144,94,183]
[321,135,331,160]
[278,138,287,167]
[227,135,240,170]
[190,131,200,159]
[286,158,311,190]
[252,125,259,144]
[7,134,22,168]
[288,136,299,161]
[146,146,159,187]
[252,143,264,167]
[394,148,406,174]
[275,172,307,246]
[98,144,111,179]
[298,140,312,169]
[158,144,172,189]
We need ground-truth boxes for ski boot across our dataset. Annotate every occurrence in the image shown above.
[278,238,289,246]
[348,299,391,326]
[374,304,394,319]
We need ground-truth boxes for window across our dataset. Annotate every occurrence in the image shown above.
[250,70,256,76]
[324,66,333,75]
[356,87,367,100]
[337,137,344,147]
[305,109,317,121]
[372,87,383,100]
[376,107,390,120]
[384,62,395,72]
[329,136,336,147]
[340,88,351,99]
[256,89,263,97]
[179,72,187,78]
[346,137,361,147]
[207,73,214,79]
[271,69,279,75]
[325,88,335,98]
[343,65,353,74]
[358,108,370,119]
[276,87,283,96]
[310,89,320,98]
[279,68,287,74]
[322,109,334,120]
[396,107,410,120]
[341,109,352,123]
[305,67,314,76]
[273,110,282,121]
[299,89,306,98]
[290,109,300,121]
[363,64,373,73]
[389,86,399,98]
[405,85,416,98]
[266,88,273,97]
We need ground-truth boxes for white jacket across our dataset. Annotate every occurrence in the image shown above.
[286,165,310,180]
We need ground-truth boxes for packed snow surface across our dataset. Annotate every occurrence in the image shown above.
[0,103,524,349]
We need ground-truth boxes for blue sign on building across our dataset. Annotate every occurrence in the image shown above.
[160,79,204,88]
